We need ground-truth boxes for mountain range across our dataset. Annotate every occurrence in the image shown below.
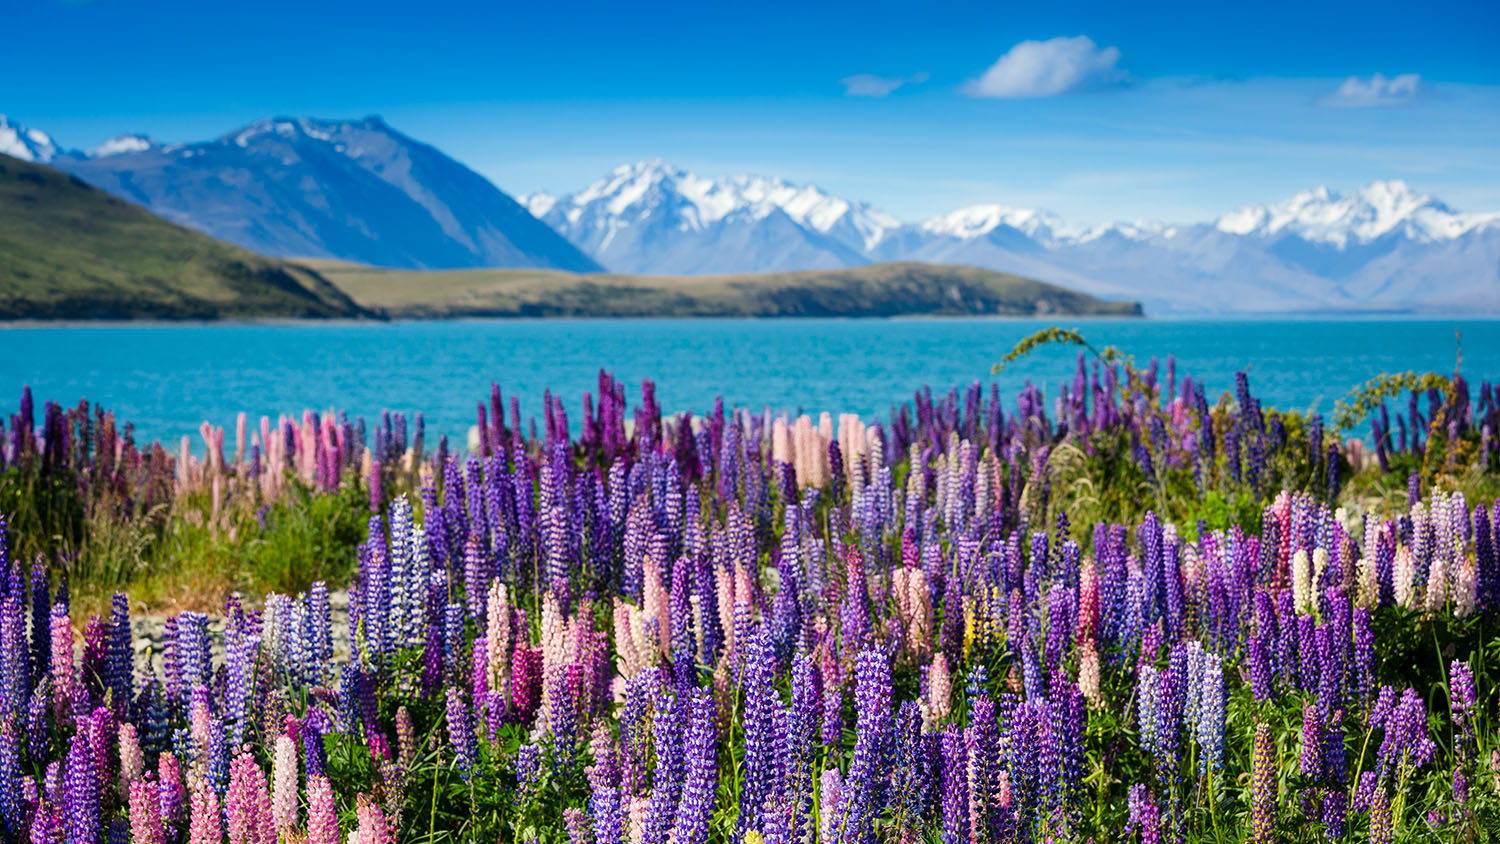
[7,113,1498,314]
[527,161,1500,314]
[1,114,598,272]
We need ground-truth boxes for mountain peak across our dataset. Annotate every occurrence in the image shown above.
[0,115,63,163]
[1216,179,1489,245]
[87,134,157,158]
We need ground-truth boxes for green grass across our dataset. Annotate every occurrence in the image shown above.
[0,154,366,319]
[307,258,1144,319]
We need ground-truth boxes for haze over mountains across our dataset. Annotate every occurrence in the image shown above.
[7,114,1498,315]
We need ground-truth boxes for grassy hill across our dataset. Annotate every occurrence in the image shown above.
[308,259,1143,318]
[0,155,365,320]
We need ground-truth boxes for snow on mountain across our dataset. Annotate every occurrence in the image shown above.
[529,164,1500,313]
[525,161,899,273]
[52,116,600,272]
[86,134,157,158]
[0,115,64,163]
[1216,180,1500,246]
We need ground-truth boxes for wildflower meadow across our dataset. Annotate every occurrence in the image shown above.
[1,332,1498,844]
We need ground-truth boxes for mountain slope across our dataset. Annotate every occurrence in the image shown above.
[309,259,1141,319]
[0,154,365,319]
[53,116,600,272]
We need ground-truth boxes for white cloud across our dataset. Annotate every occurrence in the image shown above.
[961,36,1127,99]
[1318,73,1426,108]
[840,72,929,98]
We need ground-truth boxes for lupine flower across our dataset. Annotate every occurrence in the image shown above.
[270,735,298,834]
[66,731,99,844]
[446,687,477,779]
[1251,722,1276,844]
[224,752,273,844]
[515,743,541,806]
[668,688,716,844]
[354,792,392,844]
[127,776,164,844]
[306,774,339,844]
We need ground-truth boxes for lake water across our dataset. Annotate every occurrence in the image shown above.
[1,318,1496,446]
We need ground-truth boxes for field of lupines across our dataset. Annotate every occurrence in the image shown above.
[0,332,1499,843]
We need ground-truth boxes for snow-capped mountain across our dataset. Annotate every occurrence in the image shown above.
[523,160,899,274]
[1216,181,1500,246]
[0,115,64,163]
[86,134,158,159]
[40,116,599,272]
[530,164,1500,313]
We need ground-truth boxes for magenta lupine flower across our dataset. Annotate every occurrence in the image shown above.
[510,644,542,727]
[127,777,164,844]
[306,774,339,844]
[224,752,273,844]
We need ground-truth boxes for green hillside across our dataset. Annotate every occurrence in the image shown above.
[0,154,365,320]
[309,259,1144,318]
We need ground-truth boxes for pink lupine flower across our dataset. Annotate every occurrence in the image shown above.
[307,774,340,844]
[1076,558,1100,642]
[158,753,185,827]
[271,735,299,834]
[129,776,165,844]
[188,784,223,844]
[50,607,74,724]
[893,566,932,660]
[118,723,144,799]
[395,707,416,771]
[1078,639,1101,705]
[225,751,274,844]
[354,793,392,844]
[924,653,952,723]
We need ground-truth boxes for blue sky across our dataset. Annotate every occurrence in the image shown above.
[8,0,1500,222]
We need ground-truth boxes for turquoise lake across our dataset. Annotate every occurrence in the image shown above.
[1,318,1496,446]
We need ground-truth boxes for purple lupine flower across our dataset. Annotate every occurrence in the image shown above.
[668,688,716,844]
[65,732,99,844]
[1299,705,1323,779]
[939,727,968,844]
[0,719,22,837]
[514,743,541,805]
[968,694,1001,839]
[738,627,777,835]
[104,594,132,712]
[1450,659,1477,748]
[445,687,477,780]
[885,701,930,836]
[832,647,893,844]
[1352,608,1374,710]
[1250,722,1276,844]
[644,690,686,844]
[1127,783,1161,844]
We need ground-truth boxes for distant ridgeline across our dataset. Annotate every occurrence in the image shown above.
[0,154,1140,321]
